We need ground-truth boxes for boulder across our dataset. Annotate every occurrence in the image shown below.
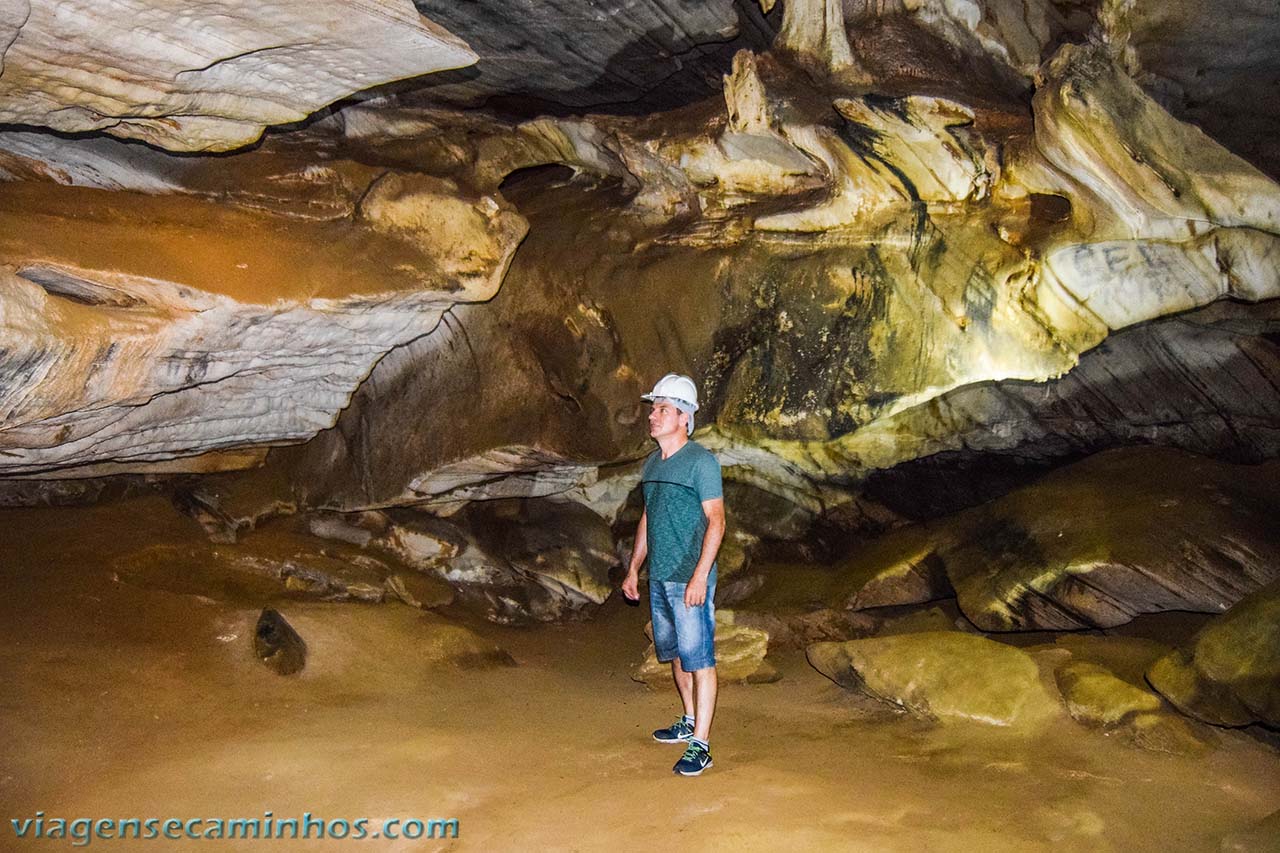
[1118,711,1212,757]
[1147,578,1280,728]
[253,608,306,676]
[633,609,779,686]
[873,605,967,638]
[484,500,618,608]
[807,632,1060,727]
[731,607,877,649]
[904,448,1280,631]
[304,512,382,549]
[374,513,467,571]
[1054,661,1163,727]
[374,500,620,624]
[829,524,953,611]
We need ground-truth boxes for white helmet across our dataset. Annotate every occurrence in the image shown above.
[641,373,700,436]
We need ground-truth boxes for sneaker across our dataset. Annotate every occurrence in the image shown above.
[673,742,713,776]
[652,718,694,744]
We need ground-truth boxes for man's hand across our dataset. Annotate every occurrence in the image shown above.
[684,576,708,607]
[622,569,640,602]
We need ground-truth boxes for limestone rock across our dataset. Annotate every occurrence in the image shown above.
[807,632,1061,726]
[0,0,476,151]
[633,609,779,686]
[383,572,455,610]
[856,300,1280,517]
[776,0,868,82]
[358,172,528,291]
[675,51,824,203]
[1147,578,1280,729]
[0,170,525,477]
[831,525,954,611]
[375,514,467,572]
[1121,1,1280,178]
[253,608,306,676]
[406,448,600,510]
[929,448,1280,631]
[833,96,991,202]
[373,502,619,624]
[389,0,778,114]
[732,607,877,649]
[873,605,967,637]
[471,499,619,610]
[875,0,1069,79]
[50,35,1274,512]
[7,0,1280,533]
[304,513,379,549]
[1054,661,1163,728]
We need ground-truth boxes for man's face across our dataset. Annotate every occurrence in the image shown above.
[648,400,687,440]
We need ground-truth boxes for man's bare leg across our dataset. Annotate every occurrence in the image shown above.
[671,657,696,719]
[691,666,718,742]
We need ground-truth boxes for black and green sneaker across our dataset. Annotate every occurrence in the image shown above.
[673,741,713,776]
[652,717,694,744]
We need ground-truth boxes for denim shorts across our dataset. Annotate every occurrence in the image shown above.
[649,573,716,671]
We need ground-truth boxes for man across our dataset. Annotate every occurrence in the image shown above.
[621,373,725,777]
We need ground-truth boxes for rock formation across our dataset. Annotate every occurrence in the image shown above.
[634,609,779,685]
[1147,578,1280,729]
[0,0,476,151]
[807,632,1061,726]
[833,448,1280,631]
[0,150,525,477]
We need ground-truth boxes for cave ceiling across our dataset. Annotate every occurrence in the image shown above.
[0,0,1278,518]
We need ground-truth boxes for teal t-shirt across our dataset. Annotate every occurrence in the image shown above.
[641,440,723,584]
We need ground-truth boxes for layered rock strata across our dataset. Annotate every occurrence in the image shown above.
[0,165,525,477]
[833,448,1280,631]
[0,0,476,151]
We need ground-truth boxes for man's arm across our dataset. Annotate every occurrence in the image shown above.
[684,497,725,607]
[621,510,648,601]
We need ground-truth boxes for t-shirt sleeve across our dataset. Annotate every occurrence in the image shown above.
[694,451,723,502]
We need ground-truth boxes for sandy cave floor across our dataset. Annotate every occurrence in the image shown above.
[1,497,1278,852]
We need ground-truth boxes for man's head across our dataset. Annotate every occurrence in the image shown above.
[641,373,699,438]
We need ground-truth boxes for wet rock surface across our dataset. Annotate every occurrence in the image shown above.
[1054,661,1163,728]
[1146,578,1280,729]
[807,632,1062,727]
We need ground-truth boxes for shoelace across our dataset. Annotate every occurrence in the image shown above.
[681,743,707,761]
